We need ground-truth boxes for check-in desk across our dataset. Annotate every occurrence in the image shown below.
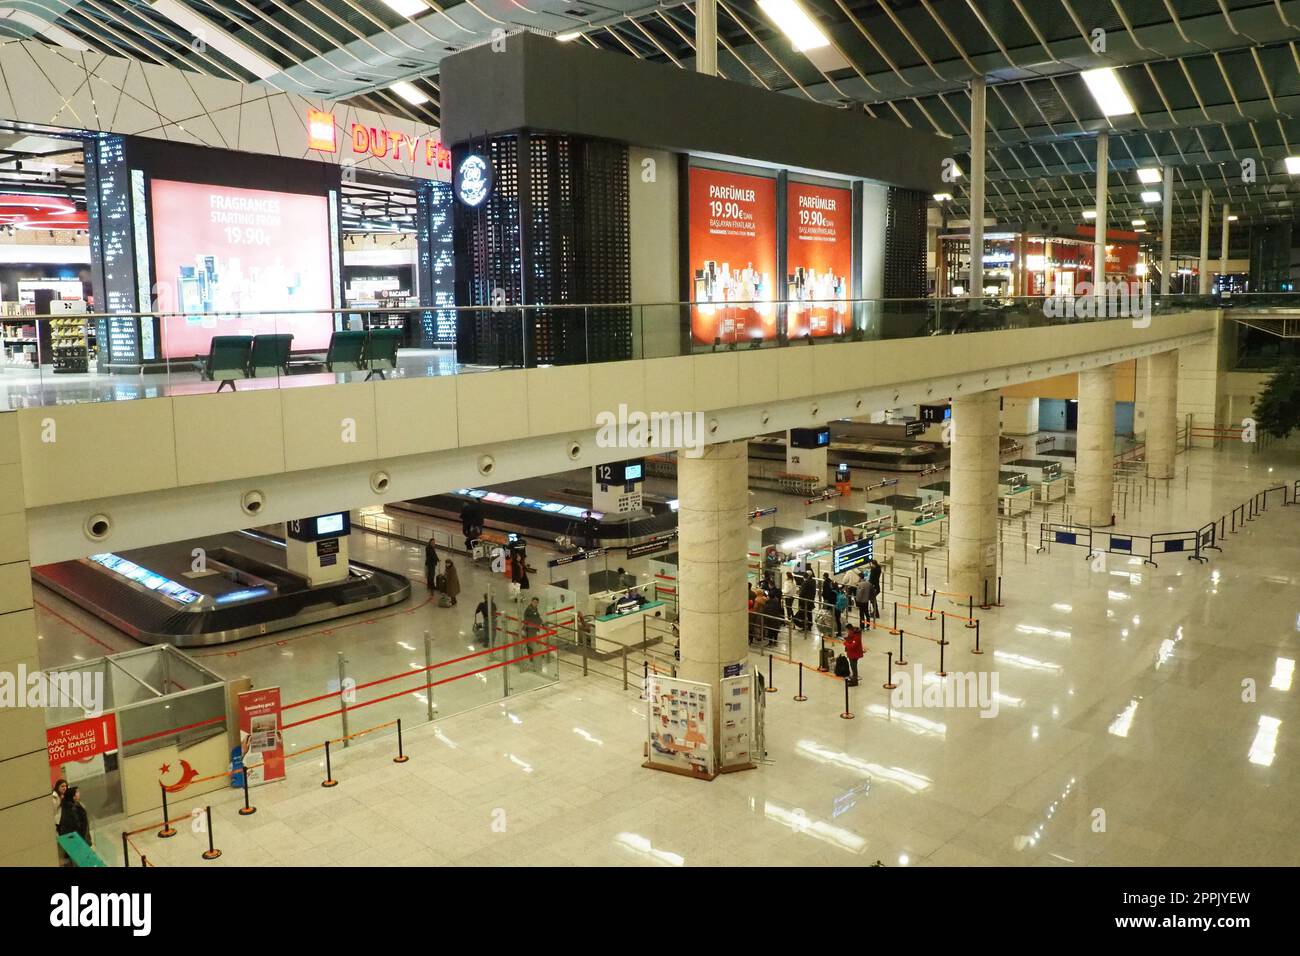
[590,599,668,646]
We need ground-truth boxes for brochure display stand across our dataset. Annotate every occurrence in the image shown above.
[718,672,757,773]
[644,674,716,780]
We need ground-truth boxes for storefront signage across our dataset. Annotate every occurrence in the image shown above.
[455,154,493,207]
[304,108,451,172]
[47,715,118,767]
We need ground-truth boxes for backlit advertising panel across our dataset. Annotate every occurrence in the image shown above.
[688,166,777,345]
[150,179,334,358]
[786,180,852,337]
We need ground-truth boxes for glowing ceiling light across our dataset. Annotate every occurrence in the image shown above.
[380,0,427,15]
[1285,156,1300,175]
[556,31,582,42]
[1082,210,1097,220]
[1082,67,1136,116]
[391,81,428,105]
[1140,191,1161,203]
[758,0,830,51]
[933,192,953,202]
[1136,168,1162,184]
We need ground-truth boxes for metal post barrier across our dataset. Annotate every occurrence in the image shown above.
[766,653,778,693]
[966,596,977,628]
[338,652,351,747]
[972,619,983,654]
[201,806,221,861]
[817,634,828,672]
[996,576,1003,607]
[897,628,907,666]
[938,635,947,677]
[620,645,627,691]
[940,612,947,645]
[906,578,912,612]
[423,630,435,722]
[922,566,929,596]
[394,718,409,764]
[980,580,989,611]
[891,601,899,635]
[793,662,807,702]
[840,678,854,720]
[157,784,176,838]
[322,739,338,787]
[121,832,129,867]
[883,650,897,690]
[926,591,937,621]
[643,660,648,686]
[238,768,256,815]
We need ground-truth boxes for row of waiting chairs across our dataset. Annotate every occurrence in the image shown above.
[201,329,403,392]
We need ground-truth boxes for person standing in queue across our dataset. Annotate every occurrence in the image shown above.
[51,779,67,834]
[843,626,863,686]
[833,584,847,637]
[820,572,836,618]
[797,572,816,630]
[855,575,873,629]
[424,535,439,592]
[442,559,461,606]
[867,559,883,620]
[522,597,545,671]
[57,786,91,848]
[782,571,796,623]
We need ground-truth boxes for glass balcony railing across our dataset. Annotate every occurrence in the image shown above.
[0,291,1245,411]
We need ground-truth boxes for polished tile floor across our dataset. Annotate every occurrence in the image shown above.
[36,438,1300,866]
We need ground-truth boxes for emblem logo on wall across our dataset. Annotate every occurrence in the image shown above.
[455,154,493,207]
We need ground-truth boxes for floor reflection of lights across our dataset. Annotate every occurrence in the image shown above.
[863,703,947,737]
[795,740,931,792]
[1108,699,1140,737]
[1014,777,1076,852]
[1016,624,1072,639]
[614,832,684,866]
[1248,716,1281,767]
[921,672,1024,708]
[1271,659,1295,691]
[993,650,1063,674]
[763,800,867,854]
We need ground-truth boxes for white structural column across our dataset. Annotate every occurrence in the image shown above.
[1094,132,1109,294]
[1220,204,1230,280]
[948,390,1000,603]
[1160,165,1174,296]
[676,441,749,698]
[1145,350,1179,479]
[969,77,987,298]
[1198,188,1212,293]
[1076,366,1117,526]
[0,415,57,865]
[695,0,717,76]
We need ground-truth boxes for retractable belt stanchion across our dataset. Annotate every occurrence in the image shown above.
[980,580,990,611]
[938,635,948,678]
[940,612,947,646]
[793,662,807,702]
[200,806,221,861]
[891,601,899,635]
[157,784,177,838]
[766,653,778,693]
[121,832,130,867]
[966,596,977,628]
[897,628,907,666]
[922,567,929,596]
[394,717,409,764]
[972,619,983,654]
[883,650,897,690]
[840,677,854,720]
[927,591,937,621]
[322,739,338,787]
[238,767,256,815]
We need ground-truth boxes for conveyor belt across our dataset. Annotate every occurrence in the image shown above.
[33,531,410,647]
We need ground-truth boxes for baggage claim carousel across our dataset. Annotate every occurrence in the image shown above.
[34,530,410,647]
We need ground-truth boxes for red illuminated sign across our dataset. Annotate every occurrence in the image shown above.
[47,715,118,767]
[349,123,451,170]
[307,109,336,152]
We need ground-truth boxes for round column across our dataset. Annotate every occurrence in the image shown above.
[1076,366,1116,526]
[1145,350,1178,479]
[676,441,750,692]
[948,390,1000,602]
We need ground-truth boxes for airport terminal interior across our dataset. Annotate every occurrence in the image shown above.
[1,0,1299,873]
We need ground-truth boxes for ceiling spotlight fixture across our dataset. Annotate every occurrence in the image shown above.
[1082,210,1097,220]
[556,31,582,42]
[933,192,953,202]
[1081,67,1136,117]
[1136,168,1162,184]
[758,0,830,51]
[1286,156,1300,175]
[1131,219,1146,226]
[1228,214,1239,221]
[1140,191,1161,204]
[390,81,428,105]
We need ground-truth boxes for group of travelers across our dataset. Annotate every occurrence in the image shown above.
[52,779,91,861]
[749,556,884,645]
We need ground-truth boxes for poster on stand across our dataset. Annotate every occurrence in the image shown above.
[644,674,715,778]
[687,165,778,345]
[719,673,756,770]
[786,180,852,338]
[236,687,285,786]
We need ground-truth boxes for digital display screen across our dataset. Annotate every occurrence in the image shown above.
[559,505,588,518]
[216,587,270,604]
[832,538,874,574]
[624,464,643,482]
[688,165,778,345]
[150,179,335,358]
[316,513,345,536]
[786,181,852,339]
